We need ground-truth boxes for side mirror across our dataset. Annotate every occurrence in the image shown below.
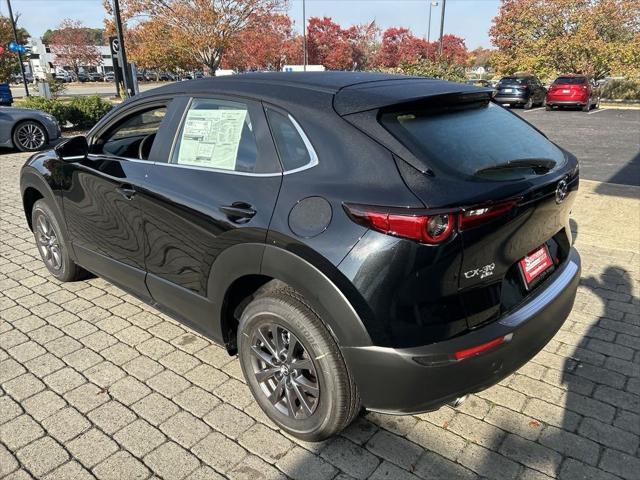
[54,135,88,161]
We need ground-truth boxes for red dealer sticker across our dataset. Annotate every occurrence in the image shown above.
[519,244,553,288]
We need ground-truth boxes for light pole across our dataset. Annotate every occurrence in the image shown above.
[302,0,307,71]
[438,0,447,57]
[6,0,29,96]
[427,1,438,44]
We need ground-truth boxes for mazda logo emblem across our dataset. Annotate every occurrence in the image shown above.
[555,179,568,204]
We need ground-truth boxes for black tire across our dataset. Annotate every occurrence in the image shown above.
[13,120,48,152]
[545,104,552,111]
[238,288,360,441]
[524,97,534,110]
[582,99,591,112]
[32,199,87,282]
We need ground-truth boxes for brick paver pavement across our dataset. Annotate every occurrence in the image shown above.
[1,152,639,480]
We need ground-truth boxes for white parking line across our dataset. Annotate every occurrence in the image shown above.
[521,107,544,113]
[588,108,608,115]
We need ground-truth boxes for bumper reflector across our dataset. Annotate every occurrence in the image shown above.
[454,333,513,361]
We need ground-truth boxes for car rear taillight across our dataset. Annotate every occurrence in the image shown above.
[459,200,518,230]
[344,204,455,244]
[344,199,518,244]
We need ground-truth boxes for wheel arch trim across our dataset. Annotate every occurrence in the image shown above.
[19,168,77,259]
[207,243,372,349]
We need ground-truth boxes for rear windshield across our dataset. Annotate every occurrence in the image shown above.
[498,77,528,86]
[553,76,586,85]
[380,102,565,179]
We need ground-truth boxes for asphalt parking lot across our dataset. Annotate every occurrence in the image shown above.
[514,107,640,186]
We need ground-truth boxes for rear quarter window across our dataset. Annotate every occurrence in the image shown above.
[266,108,315,172]
[380,102,566,179]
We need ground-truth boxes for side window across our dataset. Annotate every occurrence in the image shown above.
[171,98,258,173]
[97,106,167,160]
[265,108,316,172]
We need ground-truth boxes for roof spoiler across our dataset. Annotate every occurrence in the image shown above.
[334,78,494,116]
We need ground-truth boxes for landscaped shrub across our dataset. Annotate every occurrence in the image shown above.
[20,95,112,129]
[601,79,640,101]
[68,95,113,129]
[20,96,73,125]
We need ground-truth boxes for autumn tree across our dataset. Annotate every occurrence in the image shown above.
[466,47,494,69]
[43,27,104,45]
[0,16,29,83]
[490,0,640,80]
[127,18,198,75]
[344,21,380,70]
[49,19,102,75]
[105,0,283,75]
[223,13,301,71]
[306,17,353,70]
[376,27,430,68]
[437,34,468,65]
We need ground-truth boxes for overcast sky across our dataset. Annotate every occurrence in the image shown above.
[1,0,501,49]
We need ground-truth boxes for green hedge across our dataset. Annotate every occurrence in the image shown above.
[69,95,113,129]
[601,79,640,101]
[20,95,113,129]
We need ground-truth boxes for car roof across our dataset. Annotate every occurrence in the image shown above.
[134,71,491,116]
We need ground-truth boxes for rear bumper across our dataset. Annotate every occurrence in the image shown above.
[342,247,581,414]
[546,100,587,107]
[494,95,528,104]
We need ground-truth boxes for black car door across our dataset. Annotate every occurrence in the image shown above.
[139,95,283,341]
[62,98,174,299]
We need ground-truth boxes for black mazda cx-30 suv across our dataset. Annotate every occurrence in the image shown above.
[20,72,580,441]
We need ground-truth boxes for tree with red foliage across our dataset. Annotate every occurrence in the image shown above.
[376,27,430,68]
[223,13,301,71]
[306,17,353,70]
[437,34,468,64]
[49,19,101,76]
[344,21,380,70]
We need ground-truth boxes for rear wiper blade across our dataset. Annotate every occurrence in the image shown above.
[474,159,556,175]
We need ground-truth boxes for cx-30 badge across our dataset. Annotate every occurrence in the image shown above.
[464,263,496,279]
[555,179,568,204]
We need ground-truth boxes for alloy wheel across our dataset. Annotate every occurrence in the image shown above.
[35,213,62,271]
[249,323,320,419]
[16,123,46,150]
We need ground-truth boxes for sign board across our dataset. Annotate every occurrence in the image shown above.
[109,36,124,94]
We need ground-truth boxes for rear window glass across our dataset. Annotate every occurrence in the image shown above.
[498,77,528,86]
[553,77,587,85]
[380,102,565,179]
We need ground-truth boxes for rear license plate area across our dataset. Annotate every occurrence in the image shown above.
[519,245,554,290]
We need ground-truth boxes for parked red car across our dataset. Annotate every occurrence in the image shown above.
[546,75,600,112]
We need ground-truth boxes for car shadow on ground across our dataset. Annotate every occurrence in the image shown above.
[598,150,640,197]
[329,261,638,479]
[463,264,639,479]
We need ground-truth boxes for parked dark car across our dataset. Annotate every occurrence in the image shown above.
[546,75,600,112]
[89,72,104,82]
[104,72,115,82]
[494,74,547,109]
[1,106,60,151]
[20,72,580,441]
[76,72,90,82]
[0,82,13,106]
